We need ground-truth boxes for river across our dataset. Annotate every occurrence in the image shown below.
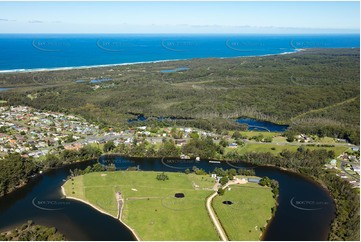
[0,157,334,240]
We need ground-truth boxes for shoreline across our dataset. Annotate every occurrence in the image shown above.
[0,49,303,74]
[60,185,141,241]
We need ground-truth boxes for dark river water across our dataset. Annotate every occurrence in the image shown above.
[0,157,334,241]
[235,118,288,132]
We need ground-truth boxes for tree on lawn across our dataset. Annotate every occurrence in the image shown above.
[156,172,169,181]
[219,176,229,186]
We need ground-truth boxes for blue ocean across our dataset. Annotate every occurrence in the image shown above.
[0,34,359,72]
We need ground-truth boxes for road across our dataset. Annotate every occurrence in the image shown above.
[341,161,360,181]
[206,187,228,241]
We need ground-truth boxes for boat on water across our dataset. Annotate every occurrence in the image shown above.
[180,154,191,159]
[209,160,221,164]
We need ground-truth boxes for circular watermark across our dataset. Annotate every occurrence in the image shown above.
[32,197,71,211]
[160,73,175,84]
[290,39,327,50]
[224,75,242,89]
[160,157,198,170]
[226,39,265,52]
[161,40,198,52]
[96,39,137,52]
[98,156,135,170]
[290,197,329,211]
[32,39,70,52]
[289,75,331,86]
[31,74,48,86]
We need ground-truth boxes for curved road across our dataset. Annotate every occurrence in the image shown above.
[341,161,360,181]
[206,187,228,241]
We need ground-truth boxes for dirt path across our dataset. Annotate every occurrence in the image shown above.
[291,96,358,121]
[206,187,228,241]
[116,192,123,219]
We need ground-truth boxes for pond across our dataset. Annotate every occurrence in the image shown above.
[160,67,190,73]
[236,118,288,132]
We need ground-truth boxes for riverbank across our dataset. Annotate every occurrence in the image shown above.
[212,182,276,241]
[0,155,337,240]
[62,171,219,240]
[63,170,278,241]
[61,184,141,241]
[0,220,65,241]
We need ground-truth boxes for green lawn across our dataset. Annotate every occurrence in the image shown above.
[63,171,219,241]
[316,137,337,143]
[212,183,275,241]
[229,131,281,139]
[272,136,287,143]
[63,171,278,241]
[225,142,348,157]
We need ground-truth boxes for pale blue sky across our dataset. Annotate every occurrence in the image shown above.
[0,1,359,33]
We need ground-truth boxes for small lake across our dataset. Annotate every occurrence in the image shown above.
[0,88,10,92]
[0,157,334,241]
[73,78,113,84]
[236,118,288,132]
[160,67,190,73]
[89,78,113,84]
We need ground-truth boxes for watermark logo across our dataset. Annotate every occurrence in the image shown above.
[226,39,264,52]
[98,155,135,170]
[160,157,198,170]
[290,39,327,50]
[160,73,174,84]
[289,74,331,86]
[32,197,71,211]
[96,39,136,52]
[31,74,48,86]
[161,40,198,52]
[290,197,329,211]
[32,39,70,52]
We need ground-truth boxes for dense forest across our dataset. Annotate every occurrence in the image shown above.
[0,154,37,197]
[0,146,101,197]
[0,48,359,143]
[0,221,65,241]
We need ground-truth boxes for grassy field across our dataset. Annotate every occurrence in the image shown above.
[229,131,281,139]
[225,142,348,157]
[63,171,219,241]
[63,171,278,241]
[212,183,275,241]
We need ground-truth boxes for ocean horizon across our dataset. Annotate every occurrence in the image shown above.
[0,34,359,72]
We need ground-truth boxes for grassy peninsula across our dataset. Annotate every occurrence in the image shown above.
[63,171,275,241]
